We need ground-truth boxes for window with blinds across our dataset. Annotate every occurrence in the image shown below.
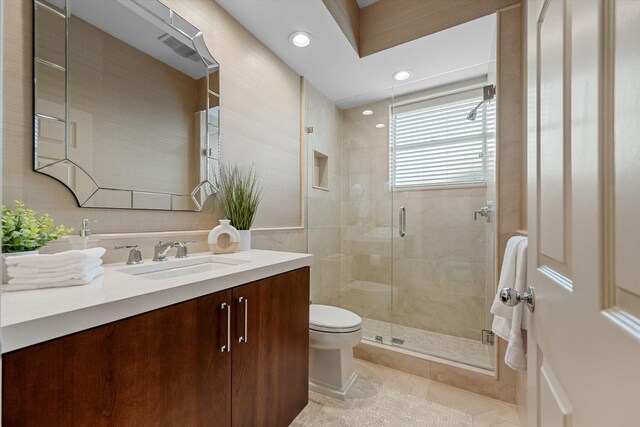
[390,89,496,189]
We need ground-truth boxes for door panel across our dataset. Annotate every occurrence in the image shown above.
[539,359,572,427]
[537,0,571,276]
[231,268,309,427]
[527,0,640,425]
[2,292,233,427]
[197,291,233,426]
[613,0,640,316]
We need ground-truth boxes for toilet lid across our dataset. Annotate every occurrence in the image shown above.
[310,305,362,333]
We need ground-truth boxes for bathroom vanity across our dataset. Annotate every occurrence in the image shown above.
[1,250,312,427]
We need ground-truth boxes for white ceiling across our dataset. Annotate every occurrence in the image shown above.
[216,0,496,109]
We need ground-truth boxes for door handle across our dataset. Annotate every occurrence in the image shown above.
[499,287,535,312]
[399,207,406,237]
[238,296,248,343]
[220,302,231,352]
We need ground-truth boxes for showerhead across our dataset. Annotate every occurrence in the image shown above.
[466,108,478,121]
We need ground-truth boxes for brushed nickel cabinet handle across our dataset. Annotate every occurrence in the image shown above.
[220,302,231,352]
[238,297,248,343]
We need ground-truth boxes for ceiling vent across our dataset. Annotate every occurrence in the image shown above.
[158,33,199,61]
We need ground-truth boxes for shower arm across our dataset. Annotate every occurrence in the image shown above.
[466,85,496,121]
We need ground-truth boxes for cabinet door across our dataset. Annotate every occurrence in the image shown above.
[197,290,233,426]
[231,268,310,427]
[2,291,233,427]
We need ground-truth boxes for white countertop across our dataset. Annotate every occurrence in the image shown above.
[1,249,313,353]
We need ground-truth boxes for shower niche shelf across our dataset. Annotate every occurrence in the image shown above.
[313,150,329,191]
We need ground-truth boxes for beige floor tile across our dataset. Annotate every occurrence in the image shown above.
[473,406,520,426]
[427,381,517,416]
[356,360,432,400]
[294,359,520,426]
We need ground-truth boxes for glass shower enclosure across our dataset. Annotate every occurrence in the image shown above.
[306,76,497,371]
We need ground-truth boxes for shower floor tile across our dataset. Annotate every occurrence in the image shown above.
[362,318,495,370]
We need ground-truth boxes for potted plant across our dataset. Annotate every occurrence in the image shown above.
[216,164,263,251]
[2,200,73,282]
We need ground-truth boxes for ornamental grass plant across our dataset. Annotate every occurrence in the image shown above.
[216,164,263,230]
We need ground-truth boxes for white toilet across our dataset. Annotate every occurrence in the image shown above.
[309,304,363,400]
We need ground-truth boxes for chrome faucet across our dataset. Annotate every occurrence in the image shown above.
[153,241,179,262]
[153,240,195,261]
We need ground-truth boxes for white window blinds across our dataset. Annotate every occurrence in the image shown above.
[391,89,496,189]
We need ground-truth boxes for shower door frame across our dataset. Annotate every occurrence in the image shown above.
[385,81,500,373]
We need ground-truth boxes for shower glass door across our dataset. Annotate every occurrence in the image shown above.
[388,84,497,370]
[339,89,394,346]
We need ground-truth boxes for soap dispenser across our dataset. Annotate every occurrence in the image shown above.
[69,219,100,250]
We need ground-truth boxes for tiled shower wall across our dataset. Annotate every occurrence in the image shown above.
[305,81,344,306]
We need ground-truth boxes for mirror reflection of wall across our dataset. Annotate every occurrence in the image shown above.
[33,0,220,211]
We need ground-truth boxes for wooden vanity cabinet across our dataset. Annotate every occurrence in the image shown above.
[2,267,310,427]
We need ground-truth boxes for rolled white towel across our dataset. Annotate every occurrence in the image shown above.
[8,259,103,278]
[5,247,106,268]
[8,267,104,286]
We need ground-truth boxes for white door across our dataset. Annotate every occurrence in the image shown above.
[527,0,640,425]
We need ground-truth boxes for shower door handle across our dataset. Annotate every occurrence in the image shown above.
[399,207,406,237]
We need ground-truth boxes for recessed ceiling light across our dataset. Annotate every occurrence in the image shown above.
[289,31,311,48]
[376,123,386,128]
[362,110,373,116]
[393,70,412,81]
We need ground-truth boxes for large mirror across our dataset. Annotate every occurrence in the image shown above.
[33,0,220,211]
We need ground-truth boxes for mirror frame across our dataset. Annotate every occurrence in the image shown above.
[33,0,220,211]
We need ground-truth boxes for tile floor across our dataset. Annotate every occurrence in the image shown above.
[362,318,495,370]
[293,359,519,427]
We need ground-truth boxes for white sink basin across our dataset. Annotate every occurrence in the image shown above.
[117,256,248,280]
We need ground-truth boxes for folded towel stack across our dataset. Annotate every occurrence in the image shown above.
[4,247,106,291]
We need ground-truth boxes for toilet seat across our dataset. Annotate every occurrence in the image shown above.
[310,304,362,333]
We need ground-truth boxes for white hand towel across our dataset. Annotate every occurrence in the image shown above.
[2,271,104,291]
[491,237,529,371]
[5,247,106,268]
[8,259,103,278]
[8,267,104,286]
[490,236,526,338]
[504,241,528,370]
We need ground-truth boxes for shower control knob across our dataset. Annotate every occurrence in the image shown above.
[499,287,535,312]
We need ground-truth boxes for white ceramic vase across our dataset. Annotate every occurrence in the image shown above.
[208,220,241,254]
[237,230,251,251]
[2,249,40,284]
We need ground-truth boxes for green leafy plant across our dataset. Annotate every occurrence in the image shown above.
[216,164,263,230]
[2,200,73,253]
